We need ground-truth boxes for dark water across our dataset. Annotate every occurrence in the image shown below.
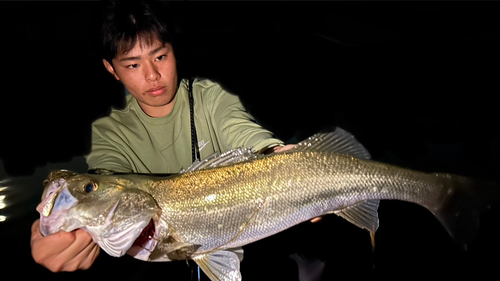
[1,2,499,280]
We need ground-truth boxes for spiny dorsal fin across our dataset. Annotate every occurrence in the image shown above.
[292,127,371,160]
[180,147,257,173]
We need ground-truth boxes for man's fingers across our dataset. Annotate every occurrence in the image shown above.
[78,245,100,270]
[31,219,98,272]
[310,217,323,223]
[31,231,78,272]
[61,232,99,272]
[274,144,296,153]
[31,220,77,263]
[55,229,95,270]
[66,230,100,271]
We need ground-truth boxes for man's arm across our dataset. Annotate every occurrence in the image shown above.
[204,81,284,153]
[85,125,134,173]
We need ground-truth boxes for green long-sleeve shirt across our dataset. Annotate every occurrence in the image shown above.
[85,78,283,174]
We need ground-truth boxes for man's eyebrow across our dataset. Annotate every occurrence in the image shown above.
[119,56,141,62]
[119,46,167,62]
[149,45,167,56]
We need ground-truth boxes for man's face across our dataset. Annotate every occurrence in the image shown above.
[103,39,178,117]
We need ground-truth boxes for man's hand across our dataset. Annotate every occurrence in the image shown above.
[30,219,100,272]
[268,144,323,223]
[271,144,296,153]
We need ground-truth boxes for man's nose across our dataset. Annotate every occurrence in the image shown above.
[145,63,161,81]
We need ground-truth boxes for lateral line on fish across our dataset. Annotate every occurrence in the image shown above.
[194,198,267,257]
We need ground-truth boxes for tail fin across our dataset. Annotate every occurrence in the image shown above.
[432,173,500,250]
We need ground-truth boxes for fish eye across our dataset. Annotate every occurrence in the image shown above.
[84,182,98,193]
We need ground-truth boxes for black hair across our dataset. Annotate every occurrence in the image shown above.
[99,0,174,64]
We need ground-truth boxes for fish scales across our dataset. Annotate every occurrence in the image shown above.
[137,151,441,252]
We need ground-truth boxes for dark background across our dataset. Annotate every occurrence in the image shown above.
[0,1,499,280]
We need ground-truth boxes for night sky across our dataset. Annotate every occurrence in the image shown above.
[0,1,499,280]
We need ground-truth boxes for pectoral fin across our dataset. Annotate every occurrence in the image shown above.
[193,248,244,281]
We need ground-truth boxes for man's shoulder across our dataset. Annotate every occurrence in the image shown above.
[190,77,222,91]
[191,77,235,101]
[194,77,215,85]
[92,95,138,129]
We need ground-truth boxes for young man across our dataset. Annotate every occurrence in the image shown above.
[30,0,296,273]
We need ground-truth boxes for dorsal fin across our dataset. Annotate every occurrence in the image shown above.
[180,147,258,173]
[292,127,371,160]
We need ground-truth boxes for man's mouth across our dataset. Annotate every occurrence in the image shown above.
[146,86,166,96]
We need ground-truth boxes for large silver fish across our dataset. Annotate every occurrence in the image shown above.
[37,128,498,281]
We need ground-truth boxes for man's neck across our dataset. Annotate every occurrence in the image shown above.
[138,97,176,117]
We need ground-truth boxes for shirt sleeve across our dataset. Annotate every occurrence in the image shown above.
[204,82,284,153]
[85,124,134,173]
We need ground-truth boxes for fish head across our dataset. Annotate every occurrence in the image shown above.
[37,170,161,257]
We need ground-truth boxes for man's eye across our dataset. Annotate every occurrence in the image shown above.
[127,64,139,69]
[157,55,166,61]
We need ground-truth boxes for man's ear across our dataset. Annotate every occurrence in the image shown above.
[102,59,120,80]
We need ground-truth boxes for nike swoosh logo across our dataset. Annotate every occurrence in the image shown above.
[198,140,210,152]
